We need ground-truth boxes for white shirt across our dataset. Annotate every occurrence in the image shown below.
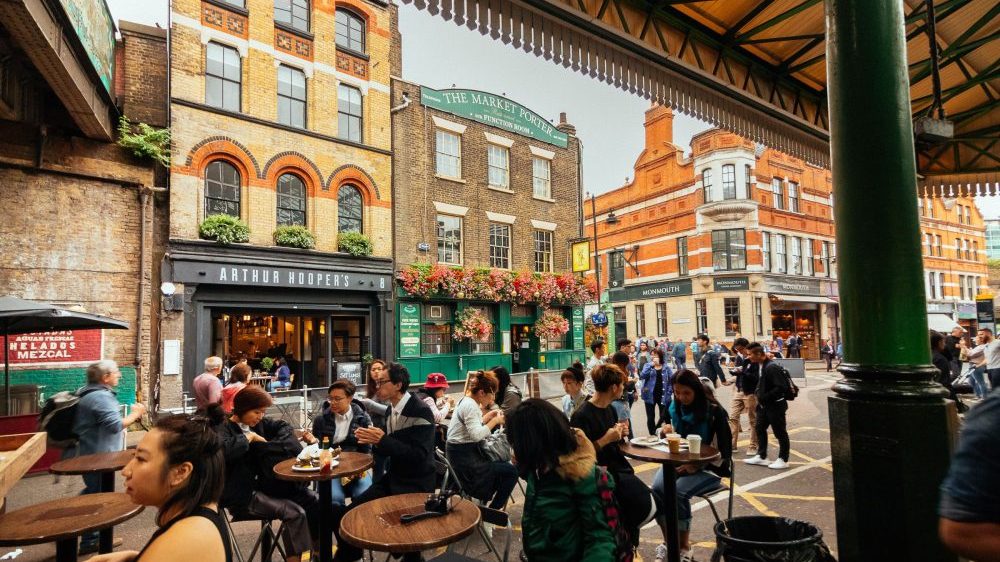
[446,397,491,444]
[969,340,1000,370]
[332,409,352,445]
[387,391,411,434]
[585,355,605,395]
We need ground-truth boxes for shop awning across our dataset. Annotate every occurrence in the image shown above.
[771,294,838,305]
[927,313,961,333]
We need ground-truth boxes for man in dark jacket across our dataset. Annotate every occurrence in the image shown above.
[722,338,758,456]
[744,342,791,470]
[786,333,800,358]
[332,362,436,562]
[944,326,964,380]
[697,334,726,387]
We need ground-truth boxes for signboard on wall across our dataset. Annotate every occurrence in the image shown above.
[57,0,116,94]
[399,303,421,358]
[763,276,821,295]
[572,241,591,273]
[976,297,994,332]
[572,308,585,349]
[337,362,363,386]
[4,330,103,367]
[714,276,749,292]
[420,87,570,148]
[172,262,392,292]
[609,279,694,302]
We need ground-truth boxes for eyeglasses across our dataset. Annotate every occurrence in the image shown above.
[372,378,394,387]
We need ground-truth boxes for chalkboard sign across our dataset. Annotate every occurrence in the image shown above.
[337,362,363,386]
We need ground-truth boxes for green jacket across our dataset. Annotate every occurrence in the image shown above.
[522,430,617,562]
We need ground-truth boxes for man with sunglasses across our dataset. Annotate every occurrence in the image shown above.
[331,362,436,562]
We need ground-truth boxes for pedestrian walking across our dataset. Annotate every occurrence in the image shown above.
[835,341,843,367]
[744,343,791,470]
[690,337,702,365]
[966,327,1000,391]
[696,334,726,387]
[775,335,785,356]
[722,338,758,456]
[585,340,607,396]
[69,360,147,554]
[193,356,224,410]
[962,335,988,399]
[944,327,965,381]
[787,333,801,358]
[672,338,687,371]
[821,339,834,372]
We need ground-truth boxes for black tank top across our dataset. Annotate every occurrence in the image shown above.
[136,506,233,562]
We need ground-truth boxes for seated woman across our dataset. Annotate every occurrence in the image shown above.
[491,366,522,414]
[87,414,231,562]
[361,359,391,478]
[310,380,374,505]
[652,369,733,562]
[571,364,662,553]
[445,370,518,509]
[214,387,318,562]
[221,362,250,413]
[560,362,589,419]
[506,398,617,562]
[273,357,292,390]
[414,373,453,424]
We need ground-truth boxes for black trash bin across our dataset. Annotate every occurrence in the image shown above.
[711,516,836,562]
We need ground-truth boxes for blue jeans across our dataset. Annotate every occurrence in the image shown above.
[970,366,988,399]
[653,469,721,531]
[330,471,373,506]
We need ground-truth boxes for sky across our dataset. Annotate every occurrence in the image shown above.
[105,0,1000,217]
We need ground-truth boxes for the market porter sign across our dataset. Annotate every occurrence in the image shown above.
[172,262,392,292]
[610,279,693,302]
[420,87,569,148]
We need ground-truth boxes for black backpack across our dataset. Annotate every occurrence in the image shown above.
[771,364,799,401]
[38,388,102,448]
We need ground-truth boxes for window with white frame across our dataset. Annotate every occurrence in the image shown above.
[939,273,946,298]
[957,238,964,260]
[924,233,932,255]
[635,305,646,340]
[804,238,814,275]
[278,65,307,128]
[337,84,362,142]
[703,168,713,203]
[822,241,831,277]
[918,197,924,216]
[762,232,771,272]
[775,234,787,273]
[965,239,972,260]
[959,275,967,300]
[204,160,241,218]
[275,0,310,32]
[656,303,667,337]
[487,145,510,190]
[724,298,740,337]
[722,164,736,200]
[435,130,461,178]
[927,271,937,299]
[745,164,752,197]
[974,240,979,261]
[958,206,965,224]
[532,157,551,199]
[755,297,763,336]
[695,299,708,334]
[335,8,365,53]
[772,178,784,209]
[936,235,943,257]
[790,236,802,274]
[677,236,689,276]
[533,230,553,272]
[205,42,241,112]
[276,173,306,227]
[436,214,462,264]
[788,181,799,212]
[488,223,511,269]
[712,229,746,271]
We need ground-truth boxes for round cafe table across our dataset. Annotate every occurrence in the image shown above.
[339,493,480,554]
[50,449,135,554]
[273,452,373,562]
[622,441,720,562]
[0,492,143,562]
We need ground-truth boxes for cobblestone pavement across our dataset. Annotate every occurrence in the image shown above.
[2,362,841,561]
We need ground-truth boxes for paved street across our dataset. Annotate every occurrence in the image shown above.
[1,361,841,562]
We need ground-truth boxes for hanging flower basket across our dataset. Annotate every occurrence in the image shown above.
[396,264,596,306]
[453,307,493,342]
[534,309,570,341]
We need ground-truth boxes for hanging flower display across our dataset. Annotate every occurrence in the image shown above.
[396,265,597,305]
[453,307,493,342]
[534,309,570,341]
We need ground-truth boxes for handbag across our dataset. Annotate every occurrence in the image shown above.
[479,427,513,462]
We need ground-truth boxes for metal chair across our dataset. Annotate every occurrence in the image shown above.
[696,458,736,524]
[436,448,512,562]
[221,506,287,562]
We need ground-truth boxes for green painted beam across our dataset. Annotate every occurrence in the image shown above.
[734,0,821,43]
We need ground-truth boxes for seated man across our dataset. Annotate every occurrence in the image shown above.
[331,362,436,562]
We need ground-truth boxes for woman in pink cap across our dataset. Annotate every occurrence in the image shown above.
[415,373,453,423]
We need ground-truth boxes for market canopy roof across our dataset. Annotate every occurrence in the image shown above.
[403,0,999,194]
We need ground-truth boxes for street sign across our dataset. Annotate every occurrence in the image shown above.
[572,240,591,273]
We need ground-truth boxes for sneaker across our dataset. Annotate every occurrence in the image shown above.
[768,459,790,470]
[744,455,769,466]
[680,549,696,562]
[655,543,668,562]
[746,448,758,456]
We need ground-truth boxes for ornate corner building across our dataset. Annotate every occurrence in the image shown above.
[160,0,398,407]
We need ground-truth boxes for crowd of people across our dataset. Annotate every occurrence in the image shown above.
[61,322,998,562]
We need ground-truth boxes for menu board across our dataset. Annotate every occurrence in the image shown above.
[572,307,585,350]
[337,362,363,387]
[399,303,421,358]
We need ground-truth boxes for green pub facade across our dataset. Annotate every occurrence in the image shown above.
[391,79,588,382]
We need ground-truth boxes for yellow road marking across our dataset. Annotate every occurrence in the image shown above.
[789,449,834,472]
[750,493,834,501]
[738,492,779,516]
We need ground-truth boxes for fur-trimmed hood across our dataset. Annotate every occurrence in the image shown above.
[554,428,598,482]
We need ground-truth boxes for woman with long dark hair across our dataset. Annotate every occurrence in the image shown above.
[506,399,616,562]
[491,365,523,414]
[88,414,231,562]
[652,369,732,562]
[639,347,673,435]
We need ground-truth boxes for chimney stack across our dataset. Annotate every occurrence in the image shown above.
[644,103,674,149]
[556,111,576,135]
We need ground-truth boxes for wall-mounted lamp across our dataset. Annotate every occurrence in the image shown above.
[606,211,619,225]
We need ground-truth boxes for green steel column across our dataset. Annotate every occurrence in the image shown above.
[826,1,958,560]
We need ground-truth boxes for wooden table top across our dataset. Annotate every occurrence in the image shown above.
[0,493,143,546]
[621,442,721,465]
[272,451,373,483]
[340,493,480,553]
[49,449,135,475]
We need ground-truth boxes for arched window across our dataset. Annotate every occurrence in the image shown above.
[338,184,363,233]
[335,9,365,53]
[277,173,307,226]
[275,0,310,33]
[204,160,241,218]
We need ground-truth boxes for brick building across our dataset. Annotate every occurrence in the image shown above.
[587,105,840,358]
[161,0,397,407]
[0,1,167,410]
[391,80,586,381]
[919,197,989,333]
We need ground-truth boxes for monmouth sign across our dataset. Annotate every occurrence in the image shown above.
[420,87,569,148]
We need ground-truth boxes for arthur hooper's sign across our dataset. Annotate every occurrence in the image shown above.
[6,330,103,366]
[171,262,392,292]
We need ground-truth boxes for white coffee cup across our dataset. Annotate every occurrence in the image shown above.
[687,435,702,455]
